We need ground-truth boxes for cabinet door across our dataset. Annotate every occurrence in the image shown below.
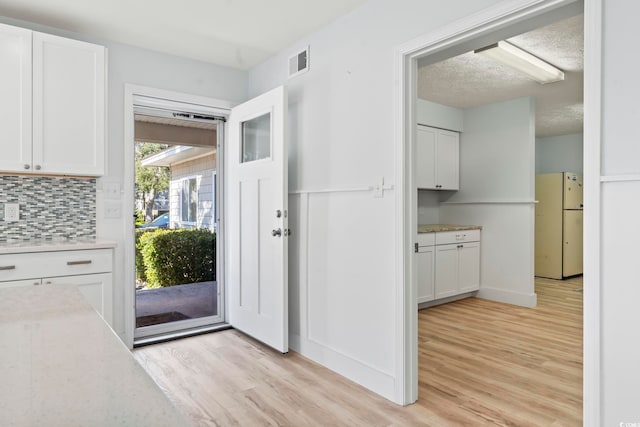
[0,279,42,289]
[436,129,459,190]
[416,125,436,189]
[435,244,459,299]
[33,32,105,176]
[458,241,480,293]
[0,24,32,173]
[416,246,435,303]
[47,273,113,324]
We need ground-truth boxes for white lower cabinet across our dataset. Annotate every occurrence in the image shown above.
[417,229,481,305]
[416,234,436,303]
[434,244,460,299]
[47,273,113,324]
[458,242,481,293]
[0,249,113,323]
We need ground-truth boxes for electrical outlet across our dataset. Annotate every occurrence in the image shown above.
[4,203,20,222]
[104,201,121,219]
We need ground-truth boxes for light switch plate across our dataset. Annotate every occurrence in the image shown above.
[103,182,121,200]
[4,203,19,222]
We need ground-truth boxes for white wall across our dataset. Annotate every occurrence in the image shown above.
[247,0,502,401]
[440,97,536,307]
[417,191,441,224]
[600,0,640,423]
[0,16,248,337]
[535,133,583,174]
[416,98,464,132]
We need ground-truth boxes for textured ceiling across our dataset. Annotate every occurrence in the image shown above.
[0,0,366,69]
[417,14,584,138]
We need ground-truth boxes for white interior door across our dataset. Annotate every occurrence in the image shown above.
[227,86,288,352]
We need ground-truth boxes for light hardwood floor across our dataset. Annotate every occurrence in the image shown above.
[134,276,583,426]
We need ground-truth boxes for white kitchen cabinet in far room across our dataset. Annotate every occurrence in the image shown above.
[434,244,459,299]
[0,23,32,172]
[458,242,481,293]
[33,32,105,176]
[416,125,459,190]
[434,231,480,299]
[416,234,435,303]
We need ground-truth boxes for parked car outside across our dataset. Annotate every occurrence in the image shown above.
[137,213,170,229]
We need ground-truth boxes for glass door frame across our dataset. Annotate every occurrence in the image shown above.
[128,90,229,344]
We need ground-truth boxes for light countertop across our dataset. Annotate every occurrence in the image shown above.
[0,239,117,254]
[418,224,482,233]
[0,285,189,426]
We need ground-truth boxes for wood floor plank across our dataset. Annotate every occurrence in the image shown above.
[134,276,583,426]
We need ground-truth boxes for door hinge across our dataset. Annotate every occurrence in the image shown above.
[414,243,419,253]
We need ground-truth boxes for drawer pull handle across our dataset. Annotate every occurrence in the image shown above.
[67,260,92,266]
[0,265,16,271]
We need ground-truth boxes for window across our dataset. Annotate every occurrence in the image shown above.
[181,177,197,223]
[241,113,271,162]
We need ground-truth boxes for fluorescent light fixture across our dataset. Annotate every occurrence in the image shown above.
[474,41,565,84]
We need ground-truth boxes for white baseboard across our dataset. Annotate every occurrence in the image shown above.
[289,333,397,403]
[476,287,537,308]
[418,291,477,310]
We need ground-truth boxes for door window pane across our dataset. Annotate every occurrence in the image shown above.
[242,113,271,162]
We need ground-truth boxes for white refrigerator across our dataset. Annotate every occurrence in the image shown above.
[535,172,583,279]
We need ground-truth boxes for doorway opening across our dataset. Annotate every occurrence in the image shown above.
[395,0,599,422]
[134,107,222,337]
[123,84,289,351]
[124,87,232,346]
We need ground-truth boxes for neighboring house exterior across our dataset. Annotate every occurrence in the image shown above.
[141,146,216,231]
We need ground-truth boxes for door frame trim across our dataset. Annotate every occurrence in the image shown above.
[393,1,601,424]
[123,84,233,348]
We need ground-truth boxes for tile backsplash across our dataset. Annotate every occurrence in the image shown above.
[0,176,96,243]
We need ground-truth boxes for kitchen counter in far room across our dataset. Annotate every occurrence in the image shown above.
[418,224,482,233]
[0,285,189,427]
[0,239,116,254]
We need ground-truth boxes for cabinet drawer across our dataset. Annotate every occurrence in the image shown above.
[435,229,480,245]
[0,249,112,282]
[417,233,435,246]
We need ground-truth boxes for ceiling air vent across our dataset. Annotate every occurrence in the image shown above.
[288,46,309,79]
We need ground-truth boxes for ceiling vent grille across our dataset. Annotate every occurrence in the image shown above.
[288,46,309,79]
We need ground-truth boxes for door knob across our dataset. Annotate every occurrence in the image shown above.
[271,228,282,237]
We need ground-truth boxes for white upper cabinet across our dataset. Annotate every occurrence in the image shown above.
[0,24,32,172]
[0,24,105,176]
[33,33,105,176]
[416,125,459,190]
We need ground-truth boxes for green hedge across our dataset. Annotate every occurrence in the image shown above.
[135,229,154,282]
[138,229,215,288]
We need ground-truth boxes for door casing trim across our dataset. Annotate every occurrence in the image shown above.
[123,84,233,348]
[393,2,600,425]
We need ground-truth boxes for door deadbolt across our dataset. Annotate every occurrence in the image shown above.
[272,228,282,237]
